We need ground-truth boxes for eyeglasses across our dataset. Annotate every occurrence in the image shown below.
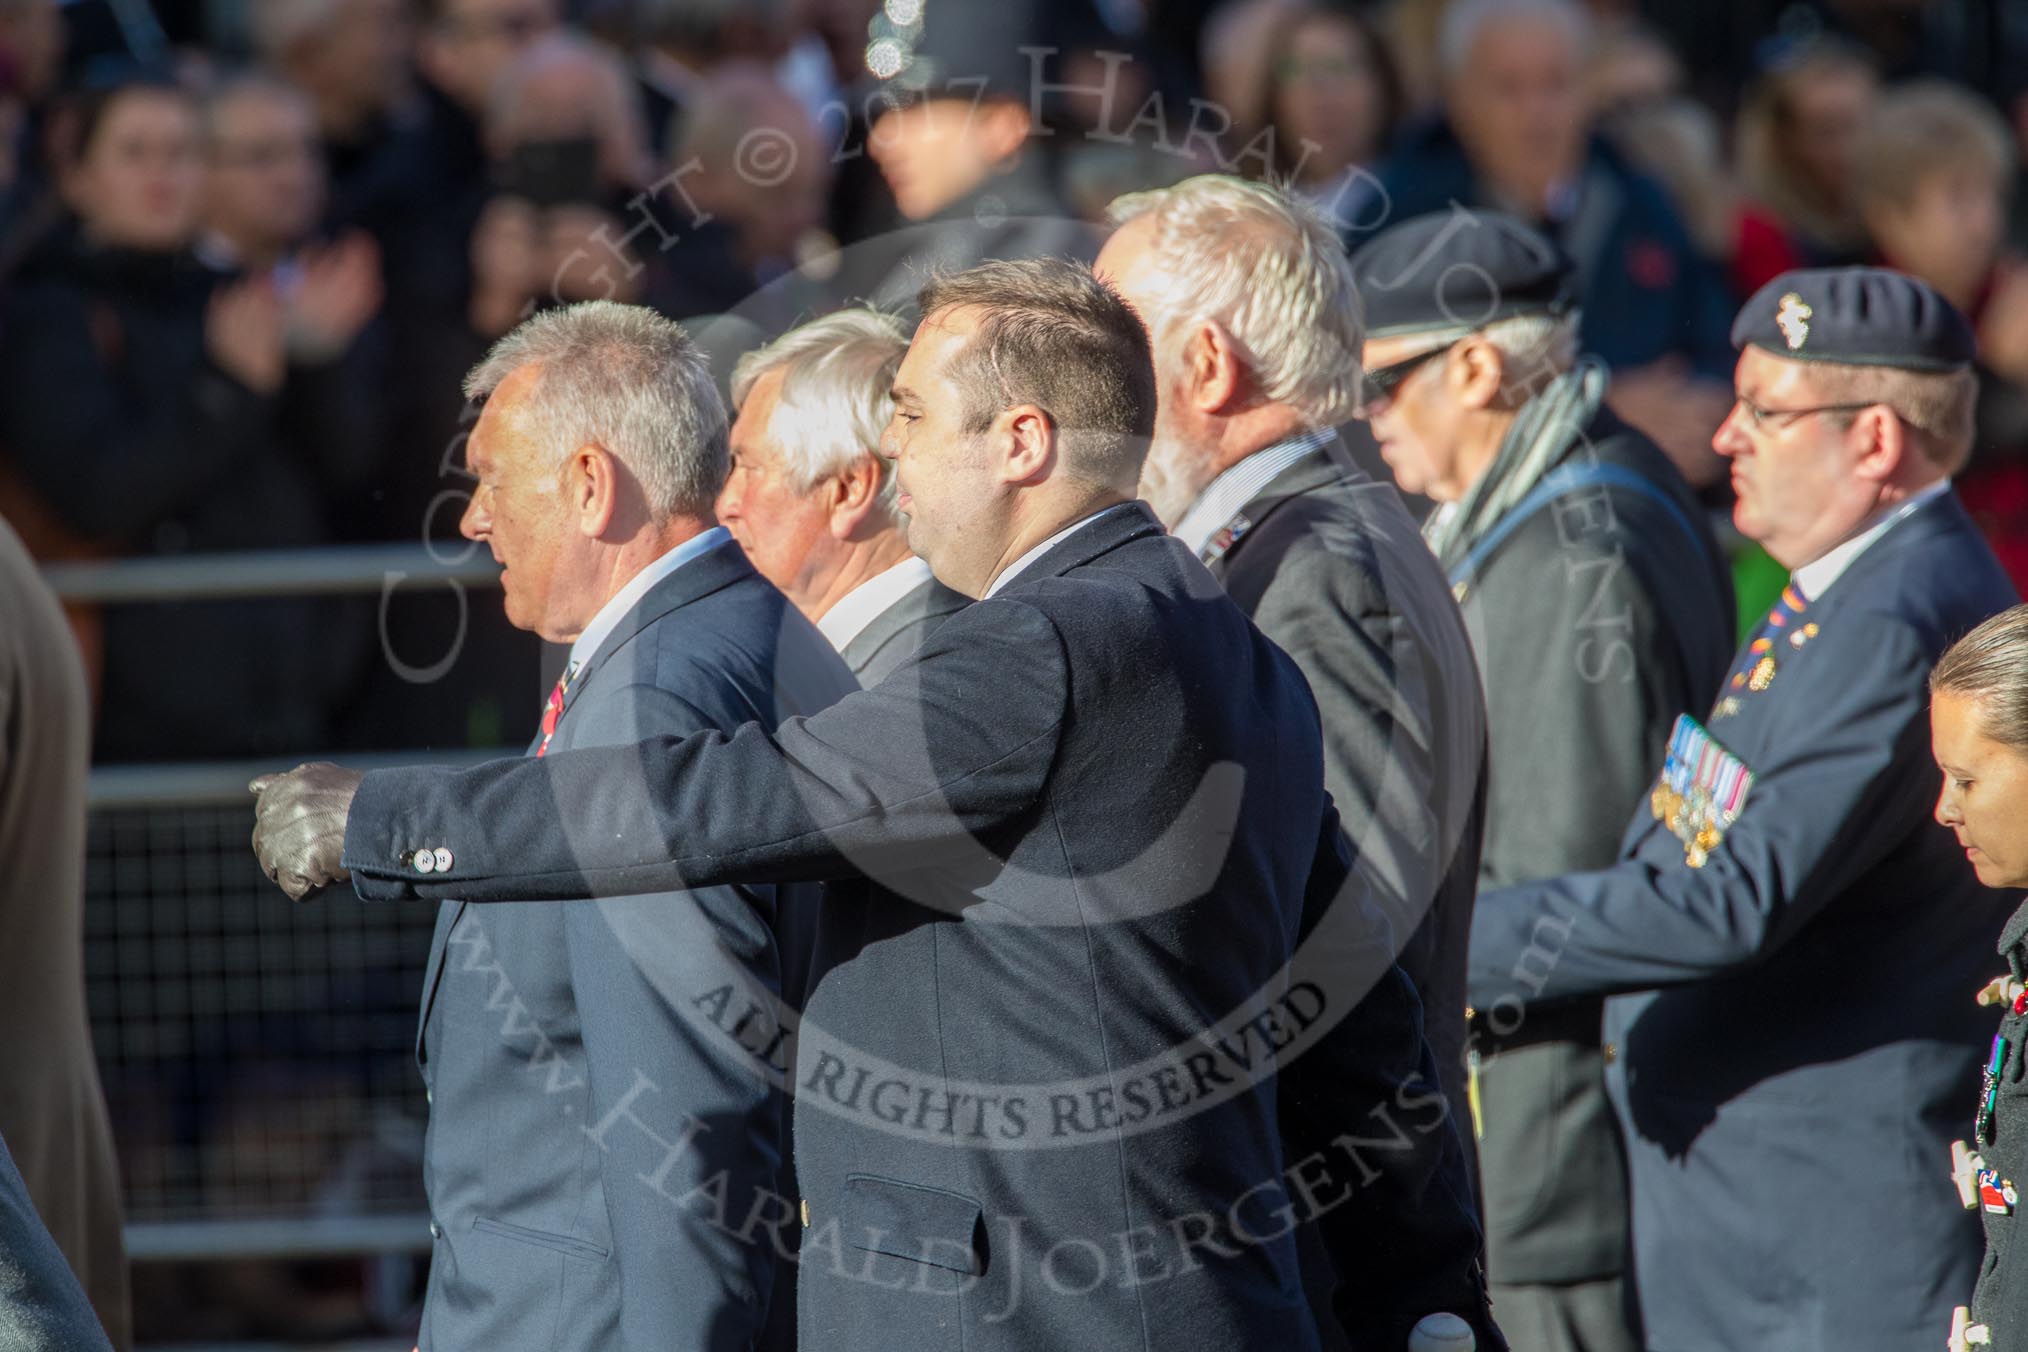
[1353,342,1455,418]
[1733,395,1879,433]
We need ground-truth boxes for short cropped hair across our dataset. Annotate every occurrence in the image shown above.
[730,308,909,514]
[917,259,1157,487]
[1933,604,2028,750]
[465,301,728,519]
[1106,174,1364,424]
[1799,360,1979,475]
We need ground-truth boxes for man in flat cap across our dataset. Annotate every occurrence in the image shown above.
[1349,208,1734,1352]
[1465,265,2019,1352]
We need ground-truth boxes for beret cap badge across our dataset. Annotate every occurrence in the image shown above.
[1775,293,1812,351]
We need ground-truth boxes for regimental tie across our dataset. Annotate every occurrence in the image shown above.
[1730,582,1819,696]
[535,660,580,759]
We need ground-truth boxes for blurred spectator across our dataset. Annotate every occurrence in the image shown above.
[249,0,413,182]
[1364,0,1735,485]
[0,0,61,256]
[197,73,389,539]
[1855,79,2028,590]
[467,28,653,337]
[1585,18,1681,117]
[1246,3,1402,206]
[648,63,827,322]
[1735,39,1878,268]
[625,0,788,157]
[839,2,1095,308]
[0,77,361,759]
[199,75,327,271]
[1606,94,1804,302]
[783,0,898,244]
[366,0,556,530]
[1199,0,1295,151]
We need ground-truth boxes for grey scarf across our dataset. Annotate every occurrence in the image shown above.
[1423,357,1611,573]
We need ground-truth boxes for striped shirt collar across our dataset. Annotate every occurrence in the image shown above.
[1172,431,1334,558]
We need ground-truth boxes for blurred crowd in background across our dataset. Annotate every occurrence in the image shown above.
[1,0,2027,769]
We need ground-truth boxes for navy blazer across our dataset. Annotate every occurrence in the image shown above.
[412,541,856,1352]
[346,503,1488,1352]
[1467,491,2019,1351]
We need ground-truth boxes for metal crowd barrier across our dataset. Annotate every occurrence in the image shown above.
[47,546,508,1280]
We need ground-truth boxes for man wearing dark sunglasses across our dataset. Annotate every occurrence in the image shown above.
[1349,209,1734,1352]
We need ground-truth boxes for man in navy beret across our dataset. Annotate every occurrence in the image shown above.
[1465,266,2020,1351]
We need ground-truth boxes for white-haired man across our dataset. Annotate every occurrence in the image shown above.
[719,309,967,681]
[268,301,855,1352]
[1097,173,1497,1350]
[1349,210,1735,1352]
[1362,0,1734,486]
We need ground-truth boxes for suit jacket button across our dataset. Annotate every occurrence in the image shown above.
[1603,1043,1618,1065]
[399,850,415,868]
[415,851,435,875]
[433,847,454,872]
[800,1199,810,1227]
[429,1221,442,1239]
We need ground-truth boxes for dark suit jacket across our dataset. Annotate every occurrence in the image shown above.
[1204,441,1488,1142]
[1461,411,1733,1289]
[1467,491,2017,1351]
[837,572,969,685]
[1200,443,1496,1352]
[0,1134,113,1352]
[413,542,856,1352]
[346,503,1488,1352]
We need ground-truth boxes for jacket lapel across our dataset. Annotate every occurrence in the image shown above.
[561,539,754,717]
[1202,442,1362,580]
[416,539,755,1067]
[1006,501,1168,587]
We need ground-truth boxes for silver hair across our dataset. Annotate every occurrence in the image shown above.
[464,301,728,519]
[1106,174,1364,424]
[1392,310,1584,392]
[729,308,909,516]
[1439,0,1592,79]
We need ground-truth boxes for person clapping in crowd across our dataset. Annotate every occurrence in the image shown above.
[196,72,387,540]
[0,75,363,759]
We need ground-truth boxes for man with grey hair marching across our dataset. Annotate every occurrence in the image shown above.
[719,308,967,682]
[253,259,1488,1352]
[1350,211,1733,1352]
[1098,173,1495,1350]
[293,300,857,1352]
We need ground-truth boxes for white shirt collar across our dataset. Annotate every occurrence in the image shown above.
[1791,479,1950,602]
[983,503,1139,599]
[1172,431,1333,557]
[565,527,731,677]
[817,555,935,652]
